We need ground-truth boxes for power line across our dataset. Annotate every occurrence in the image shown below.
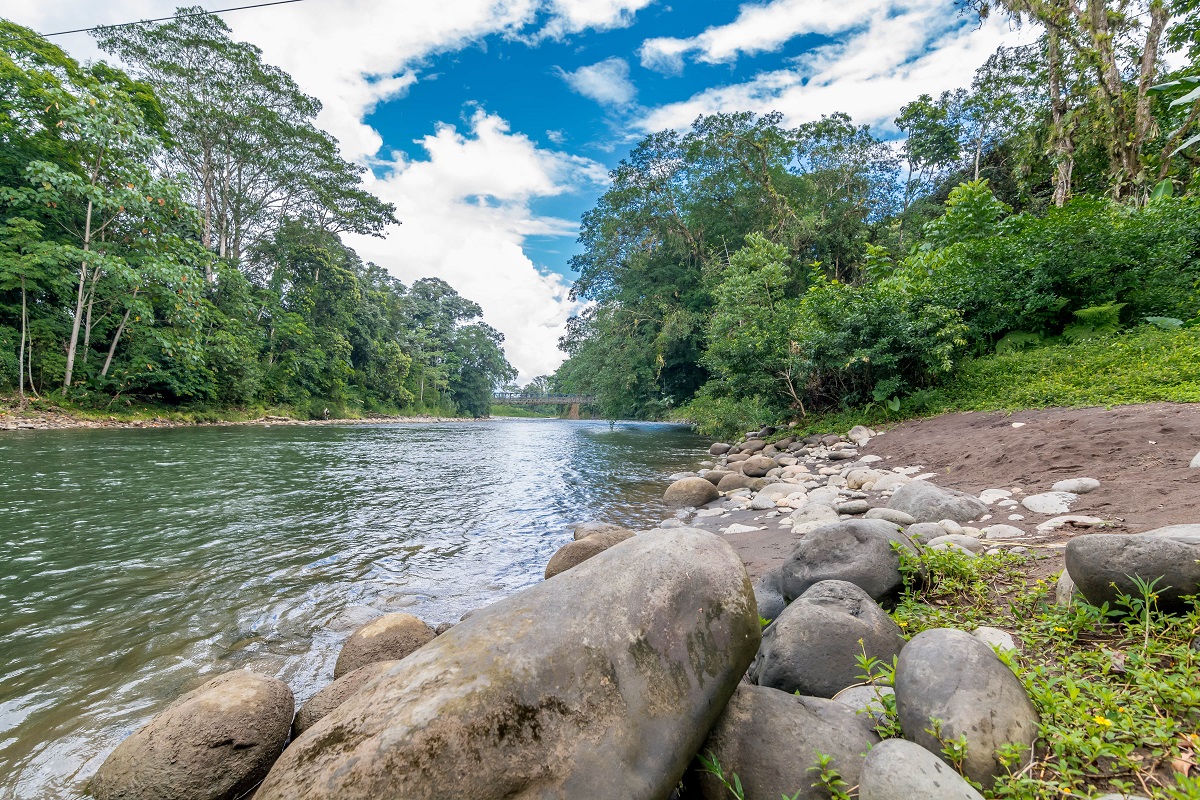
[4,0,309,44]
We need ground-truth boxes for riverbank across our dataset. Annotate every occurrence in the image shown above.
[0,403,472,431]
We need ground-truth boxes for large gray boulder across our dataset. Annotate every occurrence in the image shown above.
[90,671,294,800]
[780,520,918,604]
[858,738,985,800]
[753,568,787,622]
[294,661,400,736]
[664,477,720,507]
[741,455,777,477]
[709,442,731,456]
[702,469,731,486]
[255,529,760,800]
[1065,525,1200,612]
[716,473,758,492]
[334,612,436,678]
[545,529,636,578]
[749,580,905,698]
[895,628,1038,789]
[572,521,632,541]
[888,482,987,524]
[684,684,878,800]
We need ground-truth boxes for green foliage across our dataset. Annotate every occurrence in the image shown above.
[806,752,851,800]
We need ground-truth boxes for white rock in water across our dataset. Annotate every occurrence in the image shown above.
[979,489,1013,505]
[1022,492,1078,515]
[1052,478,1100,494]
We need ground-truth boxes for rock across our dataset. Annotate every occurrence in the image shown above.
[848,425,873,445]
[294,661,399,736]
[716,473,758,492]
[887,482,987,524]
[858,738,985,800]
[742,438,767,454]
[709,442,732,456]
[669,472,700,481]
[1035,514,1106,533]
[334,613,436,678]
[832,684,894,730]
[723,523,761,534]
[904,522,947,544]
[664,477,720,507]
[702,469,731,486]
[979,489,1013,505]
[846,468,882,490]
[725,452,750,464]
[837,499,871,515]
[1192,451,1200,468]
[1021,492,1077,515]
[930,542,977,557]
[685,685,879,800]
[780,519,917,604]
[819,434,842,446]
[1055,570,1078,607]
[1065,525,1200,612]
[741,455,777,477]
[926,534,984,554]
[981,524,1026,540]
[434,622,454,635]
[938,519,965,535]
[749,494,777,510]
[828,449,858,461]
[1052,477,1100,494]
[895,628,1038,789]
[90,671,294,800]
[872,473,910,493]
[750,580,905,698]
[865,507,916,526]
[545,529,637,578]
[753,568,787,622]
[659,518,687,529]
[256,529,759,800]
[572,521,631,541]
[758,482,804,499]
[790,503,840,533]
[972,626,1017,654]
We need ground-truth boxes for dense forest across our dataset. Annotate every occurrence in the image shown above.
[0,11,515,418]
[553,0,1200,430]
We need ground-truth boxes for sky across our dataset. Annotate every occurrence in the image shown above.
[2,0,1030,381]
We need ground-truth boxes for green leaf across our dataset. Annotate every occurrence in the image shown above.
[1145,316,1184,330]
[1149,179,1175,202]
[1169,85,1200,108]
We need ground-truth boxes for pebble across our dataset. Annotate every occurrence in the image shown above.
[723,523,761,534]
[1021,491,1078,514]
[836,500,870,515]
[997,499,1019,508]
[979,488,1013,504]
[1051,477,1100,494]
[1008,514,1024,521]
[694,508,726,518]
[981,524,1026,540]
[1035,514,1106,533]
[859,454,883,464]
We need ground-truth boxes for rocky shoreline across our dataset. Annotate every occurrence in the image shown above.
[0,408,472,431]
[82,413,1200,799]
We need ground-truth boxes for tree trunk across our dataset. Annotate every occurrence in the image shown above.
[1048,30,1075,207]
[81,263,102,364]
[18,276,27,404]
[63,198,94,394]
[102,287,138,378]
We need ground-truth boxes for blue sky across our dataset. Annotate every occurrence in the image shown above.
[9,0,1028,379]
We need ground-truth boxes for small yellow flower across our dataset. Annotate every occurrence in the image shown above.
[1054,626,1068,632]
[898,620,909,628]
[1094,716,1113,727]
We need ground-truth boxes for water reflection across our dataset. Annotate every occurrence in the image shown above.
[0,419,705,798]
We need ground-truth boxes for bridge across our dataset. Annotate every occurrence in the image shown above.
[492,392,598,419]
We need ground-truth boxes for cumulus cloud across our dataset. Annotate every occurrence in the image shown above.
[637,0,1033,134]
[555,57,637,106]
[538,0,657,39]
[344,110,605,382]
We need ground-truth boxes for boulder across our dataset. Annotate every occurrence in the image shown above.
[709,442,732,456]
[905,522,947,544]
[334,613,436,678]
[716,473,758,492]
[832,684,894,730]
[1051,478,1100,494]
[90,671,294,800]
[925,534,984,554]
[255,529,760,800]
[758,482,804,500]
[872,473,910,493]
[895,628,1038,789]
[545,529,636,578]
[572,521,631,541]
[741,455,777,478]
[789,503,840,533]
[1065,525,1200,612]
[702,469,731,486]
[749,580,905,698]
[434,622,454,635]
[742,439,767,454]
[780,519,917,604]
[848,425,873,445]
[726,452,750,464]
[847,468,883,490]
[888,482,986,524]
[981,524,1026,540]
[865,507,916,526]
[837,499,871,515]
[753,568,787,622]
[858,738,985,800]
[294,661,400,736]
[664,477,720,507]
[684,685,878,800]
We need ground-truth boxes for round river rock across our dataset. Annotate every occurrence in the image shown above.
[334,612,436,678]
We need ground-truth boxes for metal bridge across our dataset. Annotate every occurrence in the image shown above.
[492,392,598,406]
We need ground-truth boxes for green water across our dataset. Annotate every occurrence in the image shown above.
[0,419,706,798]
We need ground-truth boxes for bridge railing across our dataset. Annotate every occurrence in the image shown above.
[492,392,598,405]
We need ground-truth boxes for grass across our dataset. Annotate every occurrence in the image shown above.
[872,547,1200,799]
[679,326,1200,441]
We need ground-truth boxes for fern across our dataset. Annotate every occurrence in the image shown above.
[995,331,1043,354]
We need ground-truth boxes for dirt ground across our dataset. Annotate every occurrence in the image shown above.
[684,403,1200,582]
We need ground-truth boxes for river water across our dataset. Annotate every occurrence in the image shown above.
[0,419,706,798]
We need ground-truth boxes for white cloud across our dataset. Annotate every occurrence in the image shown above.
[538,0,657,39]
[345,110,604,382]
[637,0,1034,134]
[556,57,637,106]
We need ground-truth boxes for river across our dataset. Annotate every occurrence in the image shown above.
[0,419,707,798]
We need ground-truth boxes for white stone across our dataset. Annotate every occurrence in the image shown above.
[1011,422,1026,428]
[894,466,923,475]
[1021,492,1078,515]
[859,454,884,464]
[982,524,1026,540]
[938,519,964,535]
[1051,478,1100,494]
[1191,451,1200,469]
[979,488,1013,505]
[722,523,761,534]
[1036,515,1107,533]
[750,495,776,510]
[913,473,938,481]
[997,499,1019,508]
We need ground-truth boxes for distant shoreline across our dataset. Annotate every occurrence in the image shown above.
[0,409,475,432]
